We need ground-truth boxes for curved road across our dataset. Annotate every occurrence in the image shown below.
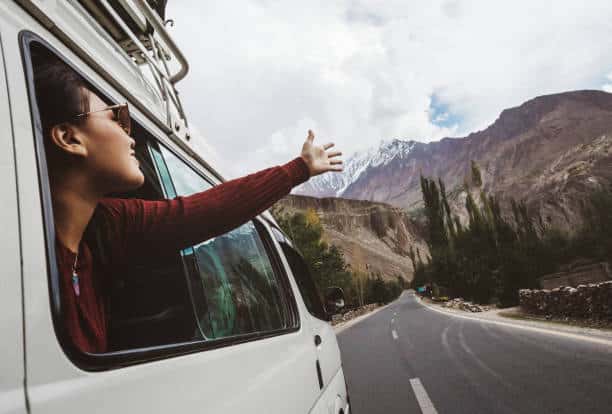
[337,291,612,414]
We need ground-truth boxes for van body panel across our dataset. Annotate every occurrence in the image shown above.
[310,317,344,390]
[0,26,28,414]
[264,223,349,413]
[309,368,350,414]
[268,218,345,392]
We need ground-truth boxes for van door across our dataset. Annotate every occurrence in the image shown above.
[271,231,344,392]
[309,303,344,391]
[0,30,28,414]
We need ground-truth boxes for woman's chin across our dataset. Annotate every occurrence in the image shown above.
[132,171,146,189]
[97,167,145,194]
[119,171,145,192]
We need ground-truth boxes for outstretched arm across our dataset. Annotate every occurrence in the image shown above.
[100,131,343,260]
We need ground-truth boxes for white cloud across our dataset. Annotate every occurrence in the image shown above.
[603,72,612,93]
[167,0,612,178]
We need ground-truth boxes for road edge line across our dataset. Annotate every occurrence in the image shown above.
[334,301,394,335]
[416,296,612,347]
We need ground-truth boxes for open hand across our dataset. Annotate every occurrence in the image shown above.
[300,130,343,177]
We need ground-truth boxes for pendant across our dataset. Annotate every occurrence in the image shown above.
[72,271,80,296]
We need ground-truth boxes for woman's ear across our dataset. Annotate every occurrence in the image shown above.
[49,123,88,157]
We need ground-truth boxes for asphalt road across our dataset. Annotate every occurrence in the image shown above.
[337,291,612,414]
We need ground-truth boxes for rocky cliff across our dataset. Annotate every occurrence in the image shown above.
[274,195,428,282]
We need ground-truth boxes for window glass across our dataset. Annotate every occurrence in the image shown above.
[160,147,294,338]
[149,144,178,197]
[160,146,212,195]
[271,227,328,321]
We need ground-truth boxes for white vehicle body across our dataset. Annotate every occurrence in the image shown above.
[0,1,349,413]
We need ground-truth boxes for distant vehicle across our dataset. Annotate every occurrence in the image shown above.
[0,1,349,413]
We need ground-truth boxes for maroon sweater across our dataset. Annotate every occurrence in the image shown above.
[55,157,310,353]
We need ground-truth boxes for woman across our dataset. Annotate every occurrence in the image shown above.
[33,47,343,353]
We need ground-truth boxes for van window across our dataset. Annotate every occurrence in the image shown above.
[270,227,328,321]
[24,39,297,367]
[24,41,201,355]
[160,147,296,338]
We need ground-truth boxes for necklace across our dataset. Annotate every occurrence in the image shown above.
[71,249,80,297]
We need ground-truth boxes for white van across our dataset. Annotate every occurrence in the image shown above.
[0,1,349,413]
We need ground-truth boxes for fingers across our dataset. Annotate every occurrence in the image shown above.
[330,159,343,165]
[323,142,335,150]
[330,165,344,172]
[307,129,315,142]
[327,151,342,158]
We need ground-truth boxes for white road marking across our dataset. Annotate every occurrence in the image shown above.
[392,329,398,340]
[439,325,519,413]
[391,318,395,323]
[409,378,438,414]
[457,324,516,391]
[441,326,450,351]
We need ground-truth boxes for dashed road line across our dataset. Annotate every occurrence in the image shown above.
[409,378,438,414]
[391,329,398,340]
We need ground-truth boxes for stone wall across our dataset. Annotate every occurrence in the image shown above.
[443,298,491,313]
[519,281,612,321]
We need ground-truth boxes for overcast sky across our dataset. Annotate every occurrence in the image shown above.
[167,1,612,178]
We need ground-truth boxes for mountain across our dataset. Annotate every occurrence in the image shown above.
[274,194,429,282]
[295,90,612,232]
[297,139,419,198]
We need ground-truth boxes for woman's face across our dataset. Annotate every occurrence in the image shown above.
[77,90,145,193]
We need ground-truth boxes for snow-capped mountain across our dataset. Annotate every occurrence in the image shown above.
[295,139,419,198]
[294,90,612,235]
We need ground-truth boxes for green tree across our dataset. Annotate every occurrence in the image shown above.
[272,209,353,302]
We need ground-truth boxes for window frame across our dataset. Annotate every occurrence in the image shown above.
[266,220,330,321]
[255,219,302,329]
[20,31,300,371]
[155,142,302,336]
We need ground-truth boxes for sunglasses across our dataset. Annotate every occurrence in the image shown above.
[73,103,131,136]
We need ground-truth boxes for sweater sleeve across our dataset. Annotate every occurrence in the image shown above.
[98,157,310,261]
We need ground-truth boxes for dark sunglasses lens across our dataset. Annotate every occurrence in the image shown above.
[118,105,131,135]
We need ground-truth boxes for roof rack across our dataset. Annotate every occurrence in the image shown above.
[17,0,190,134]
[83,0,189,129]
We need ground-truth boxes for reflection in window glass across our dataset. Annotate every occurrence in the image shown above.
[160,145,212,195]
[192,223,292,338]
[161,146,293,339]
[273,230,327,321]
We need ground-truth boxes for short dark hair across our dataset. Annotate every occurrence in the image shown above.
[30,44,91,160]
